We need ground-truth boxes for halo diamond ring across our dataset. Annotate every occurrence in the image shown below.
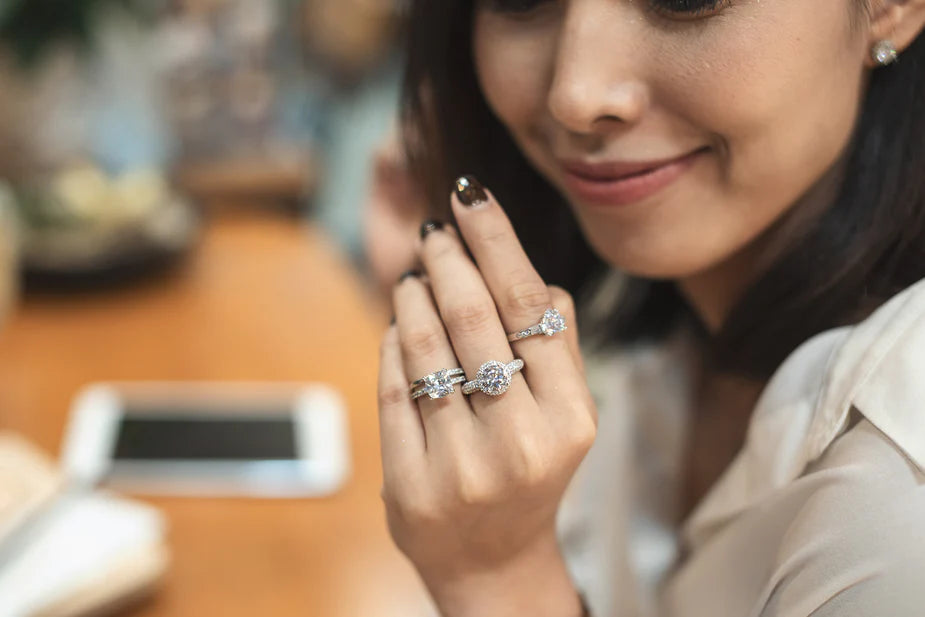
[410,368,466,400]
[507,308,567,342]
[462,359,525,397]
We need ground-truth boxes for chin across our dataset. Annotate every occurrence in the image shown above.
[568,196,752,283]
[606,260,710,281]
[584,232,734,281]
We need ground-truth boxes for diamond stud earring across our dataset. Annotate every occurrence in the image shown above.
[872,39,898,66]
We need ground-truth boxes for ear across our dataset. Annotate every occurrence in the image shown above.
[864,0,925,67]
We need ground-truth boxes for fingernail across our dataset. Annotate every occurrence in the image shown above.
[419,219,444,240]
[397,268,421,283]
[455,175,488,207]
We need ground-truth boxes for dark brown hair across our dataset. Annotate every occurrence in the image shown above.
[399,1,925,381]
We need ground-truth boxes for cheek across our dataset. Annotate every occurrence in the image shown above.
[473,15,553,145]
[610,2,869,276]
[660,3,866,207]
[471,4,869,281]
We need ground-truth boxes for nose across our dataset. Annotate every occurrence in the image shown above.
[546,4,649,135]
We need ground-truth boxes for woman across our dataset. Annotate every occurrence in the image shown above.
[376,0,925,615]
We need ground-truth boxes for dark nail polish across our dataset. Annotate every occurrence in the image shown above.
[397,269,421,283]
[455,175,488,207]
[419,219,444,240]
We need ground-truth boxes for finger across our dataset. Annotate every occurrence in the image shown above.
[449,176,583,405]
[416,222,533,416]
[393,270,475,445]
[548,285,584,376]
[377,324,427,482]
[548,285,597,429]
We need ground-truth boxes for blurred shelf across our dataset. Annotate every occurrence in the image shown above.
[175,151,320,216]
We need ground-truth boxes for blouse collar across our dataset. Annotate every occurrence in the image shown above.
[682,275,925,549]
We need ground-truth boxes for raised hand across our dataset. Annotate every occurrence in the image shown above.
[377,175,597,617]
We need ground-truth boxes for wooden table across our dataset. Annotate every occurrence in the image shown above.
[0,214,431,616]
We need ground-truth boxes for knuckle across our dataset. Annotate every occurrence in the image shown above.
[453,464,493,506]
[566,407,598,453]
[547,285,575,315]
[503,280,551,317]
[509,436,550,486]
[378,384,409,409]
[425,236,460,263]
[384,507,405,543]
[392,491,441,526]
[587,402,599,431]
[456,481,492,507]
[444,300,496,335]
[478,223,513,247]
[403,326,446,357]
[379,326,398,357]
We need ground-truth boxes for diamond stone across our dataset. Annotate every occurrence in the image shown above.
[540,308,567,336]
[872,40,897,65]
[424,369,454,399]
[477,361,511,396]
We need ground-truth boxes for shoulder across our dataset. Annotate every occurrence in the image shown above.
[674,278,925,616]
[807,276,925,473]
[761,418,925,617]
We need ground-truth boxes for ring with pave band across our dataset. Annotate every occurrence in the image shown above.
[410,368,466,400]
[461,359,524,397]
[507,308,567,342]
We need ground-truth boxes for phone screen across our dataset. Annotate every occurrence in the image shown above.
[113,407,299,461]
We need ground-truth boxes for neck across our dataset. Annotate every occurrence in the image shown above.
[675,243,758,335]
[676,154,850,335]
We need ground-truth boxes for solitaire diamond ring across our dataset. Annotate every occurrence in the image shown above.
[410,368,466,400]
[461,359,525,397]
[507,308,567,342]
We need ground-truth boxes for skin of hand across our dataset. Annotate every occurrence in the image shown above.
[377,179,596,617]
[362,129,429,299]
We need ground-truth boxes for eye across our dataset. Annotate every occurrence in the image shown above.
[645,0,731,19]
[482,0,554,16]
[482,0,730,19]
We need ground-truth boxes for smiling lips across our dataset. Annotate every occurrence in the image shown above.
[559,147,707,207]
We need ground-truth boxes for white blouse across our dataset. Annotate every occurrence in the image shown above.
[557,274,925,617]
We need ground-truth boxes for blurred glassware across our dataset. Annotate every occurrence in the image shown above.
[0,0,157,69]
[0,5,204,291]
[299,0,403,86]
[158,0,321,211]
[0,5,173,180]
[15,161,200,291]
[0,183,19,326]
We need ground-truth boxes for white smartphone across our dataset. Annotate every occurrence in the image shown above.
[61,382,350,498]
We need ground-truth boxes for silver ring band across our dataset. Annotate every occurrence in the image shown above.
[410,367,466,400]
[461,359,524,397]
[507,308,567,342]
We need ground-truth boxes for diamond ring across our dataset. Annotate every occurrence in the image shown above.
[461,359,525,397]
[507,308,567,342]
[410,368,466,400]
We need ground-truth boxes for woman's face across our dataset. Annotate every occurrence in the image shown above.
[472,0,872,280]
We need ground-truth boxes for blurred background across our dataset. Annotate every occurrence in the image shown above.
[0,0,433,615]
